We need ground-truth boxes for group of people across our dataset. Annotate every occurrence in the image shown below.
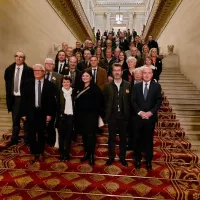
[4,28,162,170]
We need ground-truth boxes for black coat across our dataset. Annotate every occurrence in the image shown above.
[99,58,116,77]
[152,57,162,81]
[131,81,162,122]
[75,84,103,135]
[77,60,91,71]
[4,62,34,112]
[20,79,56,122]
[148,40,159,54]
[54,62,69,75]
[119,39,129,51]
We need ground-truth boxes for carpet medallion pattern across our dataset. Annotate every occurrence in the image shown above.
[0,92,200,199]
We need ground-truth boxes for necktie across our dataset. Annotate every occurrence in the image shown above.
[59,64,63,74]
[46,72,50,80]
[144,83,148,100]
[14,67,20,93]
[70,71,75,86]
[38,80,41,107]
[93,69,97,83]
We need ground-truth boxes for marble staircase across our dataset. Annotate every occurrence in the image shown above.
[160,67,200,158]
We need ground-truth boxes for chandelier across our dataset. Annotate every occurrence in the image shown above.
[116,6,123,24]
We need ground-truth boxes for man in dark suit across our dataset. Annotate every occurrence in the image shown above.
[54,50,69,75]
[77,49,91,71]
[130,47,144,68]
[44,58,62,146]
[87,56,108,92]
[148,35,159,54]
[4,51,34,146]
[64,56,81,91]
[21,64,55,164]
[134,35,143,55]
[104,63,131,167]
[119,32,129,51]
[99,48,116,81]
[131,67,162,170]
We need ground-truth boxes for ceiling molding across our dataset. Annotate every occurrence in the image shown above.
[47,0,95,42]
[94,0,145,6]
[142,0,183,40]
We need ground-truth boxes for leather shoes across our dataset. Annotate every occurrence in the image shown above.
[89,155,95,166]
[65,154,70,161]
[30,155,36,164]
[146,161,152,171]
[80,153,89,162]
[135,161,141,170]
[106,158,114,166]
[120,159,128,167]
[59,153,65,161]
[38,154,45,162]
[6,141,18,147]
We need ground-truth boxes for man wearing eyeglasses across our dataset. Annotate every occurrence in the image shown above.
[21,64,55,164]
[4,51,34,146]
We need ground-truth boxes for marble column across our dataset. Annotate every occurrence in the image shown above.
[135,13,145,35]
[105,12,111,31]
[128,12,134,30]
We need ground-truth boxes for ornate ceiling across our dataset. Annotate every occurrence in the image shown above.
[94,0,145,6]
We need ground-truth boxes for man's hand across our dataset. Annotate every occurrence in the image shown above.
[108,76,113,82]
[143,111,153,119]
[22,116,26,121]
[46,116,52,125]
[139,111,146,119]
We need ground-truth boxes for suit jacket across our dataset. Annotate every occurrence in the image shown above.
[99,58,116,77]
[20,79,56,122]
[148,40,159,54]
[119,39,129,51]
[131,81,162,122]
[54,62,69,75]
[77,60,91,71]
[135,43,143,53]
[152,57,162,80]
[4,62,34,112]
[63,68,82,91]
[87,66,108,91]
[135,56,145,68]
[104,80,131,121]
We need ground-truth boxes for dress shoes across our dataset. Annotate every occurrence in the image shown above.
[80,153,89,162]
[146,161,152,171]
[59,153,65,161]
[135,160,141,170]
[106,158,114,166]
[89,155,95,166]
[30,155,36,164]
[120,159,128,167]
[65,154,70,161]
[6,141,18,147]
[38,154,45,162]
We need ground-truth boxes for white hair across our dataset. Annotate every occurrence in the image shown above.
[126,56,137,64]
[134,67,143,73]
[44,58,54,64]
[33,64,45,71]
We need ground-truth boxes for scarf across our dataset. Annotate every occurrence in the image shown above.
[62,87,73,115]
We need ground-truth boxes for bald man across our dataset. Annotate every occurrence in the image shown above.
[131,67,162,170]
[4,51,34,146]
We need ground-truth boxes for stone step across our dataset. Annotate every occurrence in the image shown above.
[0,121,12,127]
[190,140,200,151]
[177,116,200,123]
[161,71,182,75]
[169,99,200,104]
[162,68,181,72]
[181,122,200,132]
[174,110,200,116]
[160,82,194,87]
[160,74,186,78]
[162,86,197,91]
[185,130,200,141]
[167,94,200,99]
[171,104,200,110]
[160,79,191,83]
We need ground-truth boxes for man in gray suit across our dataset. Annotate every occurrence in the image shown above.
[44,58,62,146]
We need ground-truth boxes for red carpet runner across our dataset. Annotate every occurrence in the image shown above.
[0,92,200,199]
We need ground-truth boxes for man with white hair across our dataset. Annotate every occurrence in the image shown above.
[21,64,56,164]
[131,67,162,170]
[44,58,62,146]
[133,68,143,84]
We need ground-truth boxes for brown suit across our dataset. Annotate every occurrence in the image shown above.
[87,66,108,91]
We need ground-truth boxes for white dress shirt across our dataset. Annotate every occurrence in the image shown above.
[45,71,52,81]
[143,81,151,94]
[13,65,24,96]
[92,67,98,82]
[35,79,44,107]
[58,62,65,73]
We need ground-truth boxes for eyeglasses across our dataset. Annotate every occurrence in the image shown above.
[14,55,24,58]
[34,70,44,72]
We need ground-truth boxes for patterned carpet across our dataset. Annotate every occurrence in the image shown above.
[0,93,200,200]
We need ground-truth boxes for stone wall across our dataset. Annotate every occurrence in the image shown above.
[157,0,200,89]
[0,0,77,96]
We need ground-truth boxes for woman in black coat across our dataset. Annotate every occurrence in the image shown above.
[58,76,76,161]
[118,51,128,70]
[75,70,103,166]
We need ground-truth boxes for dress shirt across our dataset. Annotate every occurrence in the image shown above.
[13,65,24,96]
[92,67,98,82]
[114,79,122,91]
[35,78,44,107]
[45,71,52,81]
[58,62,65,73]
[143,81,151,94]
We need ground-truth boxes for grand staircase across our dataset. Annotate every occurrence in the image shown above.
[0,63,200,199]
